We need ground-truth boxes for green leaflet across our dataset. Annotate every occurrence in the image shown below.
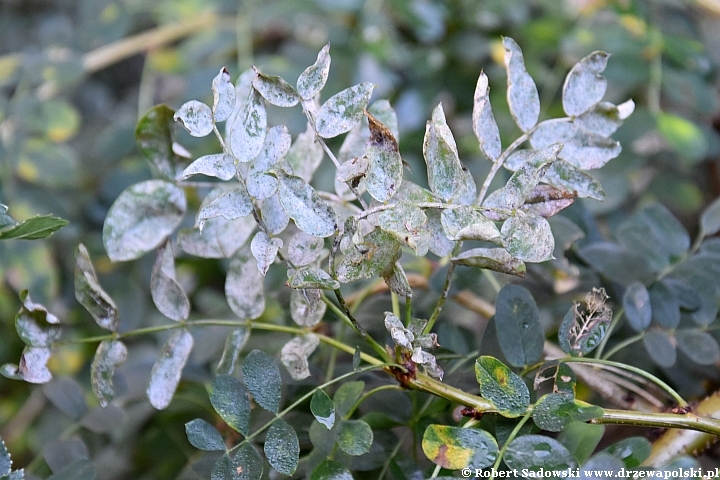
[474,356,529,418]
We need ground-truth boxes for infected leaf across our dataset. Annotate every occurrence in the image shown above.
[475,356,529,417]
[182,153,236,181]
[280,334,319,380]
[290,289,327,328]
[422,425,498,470]
[451,247,526,277]
[473,71,501,160]
[530,119,621,170]
[228,88,266,162]
[252,69,300,107]
[226,246,265,320]
[212,67,236,122]
[501,213,554,263]
[297,44,331,101]
[250,232,282,275]
[286,123,324,182]
[287,267,339,290]
[441,206,501,242]
[150,241,190,321]
[384,312,414,350]
[246,125,292,200]
[558,288,612,356]
[563,51,610,117]
[315,83,374,138]
[146,329,193,410]
[503,37,540,132]
[174,100,213,137]
[91,340,127,407]
[242,350,281,413]
[264,419,299,475]
[423,103,467,202]
[365,111,403,202]
[274,170,337,238]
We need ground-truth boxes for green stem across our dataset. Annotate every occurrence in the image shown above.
[324,321,346,383]
[561,357,687,407]
[424,242,462,334]
[594,307,624,359]
[391,291,401,318]
[489,411,533,480]
[405,295,412,327]
[323,292,389,361]
[344,384,404,419]
[602,332,645,360]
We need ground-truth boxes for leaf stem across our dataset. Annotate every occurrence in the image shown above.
[424,242,462,334]
[476,126,537,205]
[323,292,390,361]
[601,331,645,360]
[344,384,404,419]
[489,410,533,480]
[561,357,687,407]
[593,307,624,359]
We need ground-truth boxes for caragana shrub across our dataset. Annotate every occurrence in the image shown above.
[3,38,720,480]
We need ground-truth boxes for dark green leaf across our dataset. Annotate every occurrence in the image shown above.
[274,170,337,238]
[558,422,605,465]
[264,419,299,475]
[451,247,526,277]
[580,453,624,479]
[311,389,335,429]
[226,246,265,320]
[495,284,543,367]
[421,425,498,470]
[643,329,676,367]
[623,281,651,332]
[676,330,720,365]
[474,356,529,418]
[310,460,352,480]
[503,37,540,132]
[80,405,125,434]
[228,88,266,162]
[365,111,403,203]
[501,214,554,263]
[473,72,501,160]
[242,350,281,413]
[558,288,612,356]
[216,328,250,375]
[252,69,299,107]
[0,436,11,476]
[287,267,339,290]
[135,104,180,179]
[297,44,330,101]
[504,435,577,472]
[210,374,251,436]
[333,381,364,418]
[212,67,235,122]
[146,329,193,410]
[701,196,720,237]
[103,180,186,262]
[74,244,118,331]
[150,240,190,321]
[601,437,651,468]
[315,82,374,138]
[46,459,95,480]
[423,103,467,202]
[0,215,68,240]
[563,51,609,117]
[532,393,603,432]
[185,419,226,451]
[534,361,576,395]
[174,100,213,137]
[280,334,319,380]
[353,347,361,371]
[182,153,236,181]
[648,281,680,329]
[616,203,689,272]
[211,445,263,480]
[43,377,87,420]
[336,420,373,456]
[90,340,127,407]
[578,242,654,285]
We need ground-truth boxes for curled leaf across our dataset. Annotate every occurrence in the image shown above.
[280,334,320,380]
[384,312,414,350]
[250,232,282,275]
[182,154,236,181]
[452,247,526,277]
[558,288,612,356]
[91,340,128,407]
[290,289,326,327]
[150,240,190,321]
[212,67,236,122]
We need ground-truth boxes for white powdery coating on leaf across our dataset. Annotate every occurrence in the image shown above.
[252,70,300,107]
[182,154,236,181]
[297,44,331,100]
[75,244,119,332]
[423,103,467,202]
[228,88,267,162]
[212,67,236,122]
[103,180,186,262]
[196,185,253,231]
[250,231,282,275]
[150,241,190,321]
[280,334,319,380]
[530,119,621,170]
[503,37,540,132]
[563,51,609,117]
[147,329,193,410]
[473,72,502,161]
[287,232,325,266]
[315,82,375,138]
[502,214,555,263]
[19,346,52,384]
[247,125,292,200]
[276,171,338,238]
[226,247,266,320]
[174,100,213,137]
[290,289,326,327]
[91,340,128,407]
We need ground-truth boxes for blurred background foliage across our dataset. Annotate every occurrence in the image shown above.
[1,0,720,478]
